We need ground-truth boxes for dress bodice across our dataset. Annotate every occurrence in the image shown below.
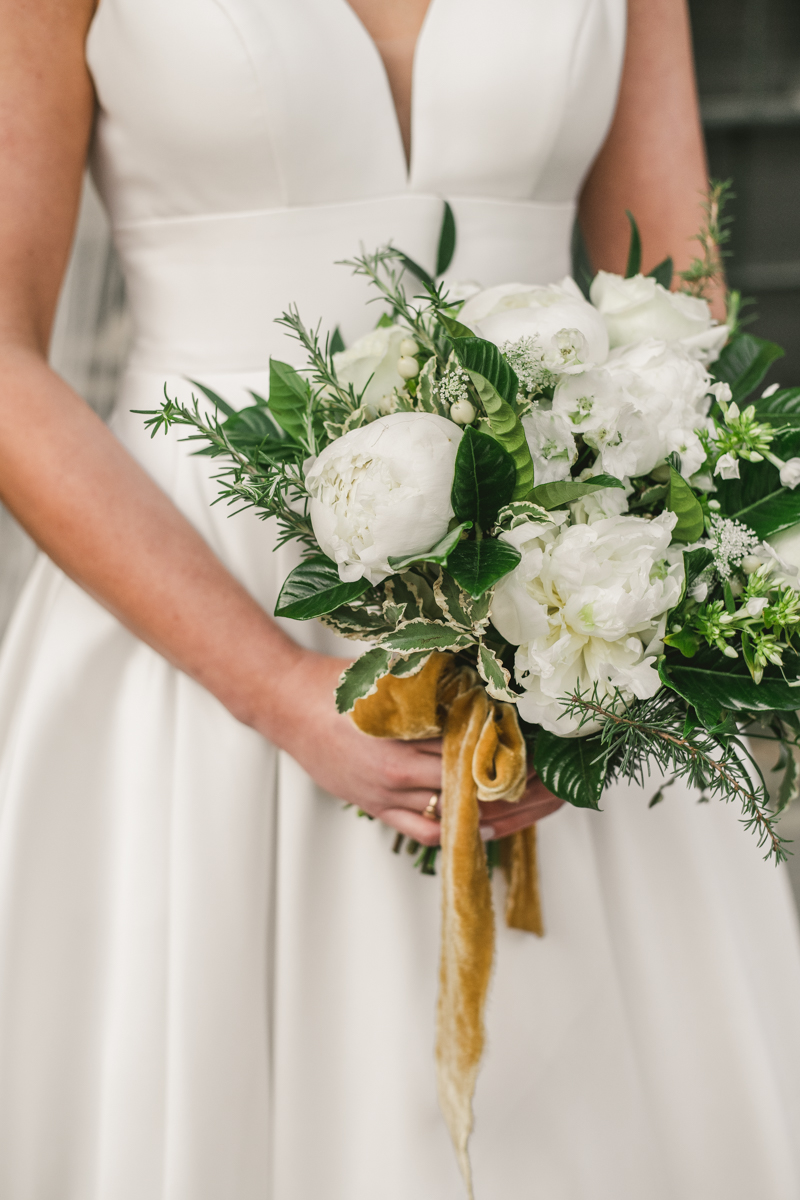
[85,0,626,374]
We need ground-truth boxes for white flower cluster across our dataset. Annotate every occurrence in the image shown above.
[709,515,762,580]
[490,510,684,734]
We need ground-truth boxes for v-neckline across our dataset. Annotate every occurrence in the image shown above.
[337,0,436,183]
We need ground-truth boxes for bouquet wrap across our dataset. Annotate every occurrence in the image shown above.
[352,652,541,1193]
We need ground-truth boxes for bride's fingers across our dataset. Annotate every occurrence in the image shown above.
[379,807,442,846]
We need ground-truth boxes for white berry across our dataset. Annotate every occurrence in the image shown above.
[397,355,419,379]
[399,337,419,357]
[450,398,477,425]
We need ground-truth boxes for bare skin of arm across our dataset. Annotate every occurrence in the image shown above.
[0,0,712,853]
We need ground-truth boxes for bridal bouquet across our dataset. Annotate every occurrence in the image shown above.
[142,189,800,1194]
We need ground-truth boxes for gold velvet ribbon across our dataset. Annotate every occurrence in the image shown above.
[351,652,543,1196]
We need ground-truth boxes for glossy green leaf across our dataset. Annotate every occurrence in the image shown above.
[666,467,704,543]
[387,522,471,572]
[451,336,518,407]
[753,386,800,428]
[335,647,393,713]
[712,333,784,405]
[570,220,594,301]
[533,730,606,810]
[397,252,436,293]
[658,647,800,729]
[777,744,800,814]
[468,373,534,499]
[436,201,457,276]
[715,429,800,538]
[268,359,312,443]
[528,473,625,511]
[188,379,237,418]
[275,555,369,620]
[329,325,345,355]
[624,210,642,278]
[648,256,673,289]
[677,545,714,606]
[451,426,515,529]
[446,539,521,598]
[438,312,476,341]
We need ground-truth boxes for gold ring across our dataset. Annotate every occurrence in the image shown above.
[423,794,440,821]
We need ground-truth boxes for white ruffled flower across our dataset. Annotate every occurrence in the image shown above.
[780,458,800,489]
[521,408,577,484]
[590,271,728,365]
[715,453,740,480]
[333,325,409,412]
[305,412,462,584]
[766,528,800,583]
[490,511,684,735]
[458,278,609,375]
[552,341,712,480]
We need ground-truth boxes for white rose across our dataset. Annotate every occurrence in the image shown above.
[552,341,711,480]
[521,408,577,484]
[305,412,462,584]
[333,324,408,411]
[490,512,684,735]
[458,277,609,372]
[590,271,728,365]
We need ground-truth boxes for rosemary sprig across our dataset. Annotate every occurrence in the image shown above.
[562,685,787,863]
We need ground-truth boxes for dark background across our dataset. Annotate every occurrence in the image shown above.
[690,0,800,383]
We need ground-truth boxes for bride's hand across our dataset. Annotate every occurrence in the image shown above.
[267,649,563,845]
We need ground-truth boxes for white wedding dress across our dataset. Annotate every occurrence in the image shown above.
[2,1,800,1197]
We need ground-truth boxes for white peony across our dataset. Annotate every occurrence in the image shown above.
[305,412,462,584]
[458,277,609,373]
[552,341,713,480]
[333,325,408,412]
[590,271,728,365]
[490,512,684,735]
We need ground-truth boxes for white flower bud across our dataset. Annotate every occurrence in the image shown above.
[449,398,477,425]
[780,458,800,489]
[723,645,739,658]
[744,596,769,618]
[399,337,419,357]
[761,383,780,398]
[727,402,740,421]
[397,355,419,380]
[714,453,740,480]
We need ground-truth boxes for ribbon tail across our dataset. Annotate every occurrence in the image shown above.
[436,687,495,1198]
[502,825,544,936]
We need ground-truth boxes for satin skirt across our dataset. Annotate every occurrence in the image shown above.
[1,367,800,1199]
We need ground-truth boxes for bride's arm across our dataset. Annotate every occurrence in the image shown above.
[579,0,723,312]
[0,0,493,843]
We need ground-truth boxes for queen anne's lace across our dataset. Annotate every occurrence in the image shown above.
[709,514,761,579]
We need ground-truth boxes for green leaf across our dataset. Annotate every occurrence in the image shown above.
[451,337,518,407]
[436,201,457,276]
[387,521,471,572]
[648,256,673,289]
[753,386,800,428]
[380,619,475,654]
[188,379,237,418]
[335,647,393,714]
[715,430,800,538]
[678,545,714,606]
[476,643,516,701]
[451,426,516,529]
[777,745,800,814]
[468,373,534,499]
[397,252,436,292]
[570,220,594,301]
[330,325,345,355]
[658,647,800,729]
[446,539,521,598]
[438,312,476,341]
[528,473,625,511]
[666,467,704,542]
[712,333,784,405]
[624,210,642,278]
[275,555,369,620]
[533,730,607,810]
[268,359,312,443]
[389,650,432,678]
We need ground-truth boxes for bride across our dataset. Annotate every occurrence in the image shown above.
[1,0,800,1196]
